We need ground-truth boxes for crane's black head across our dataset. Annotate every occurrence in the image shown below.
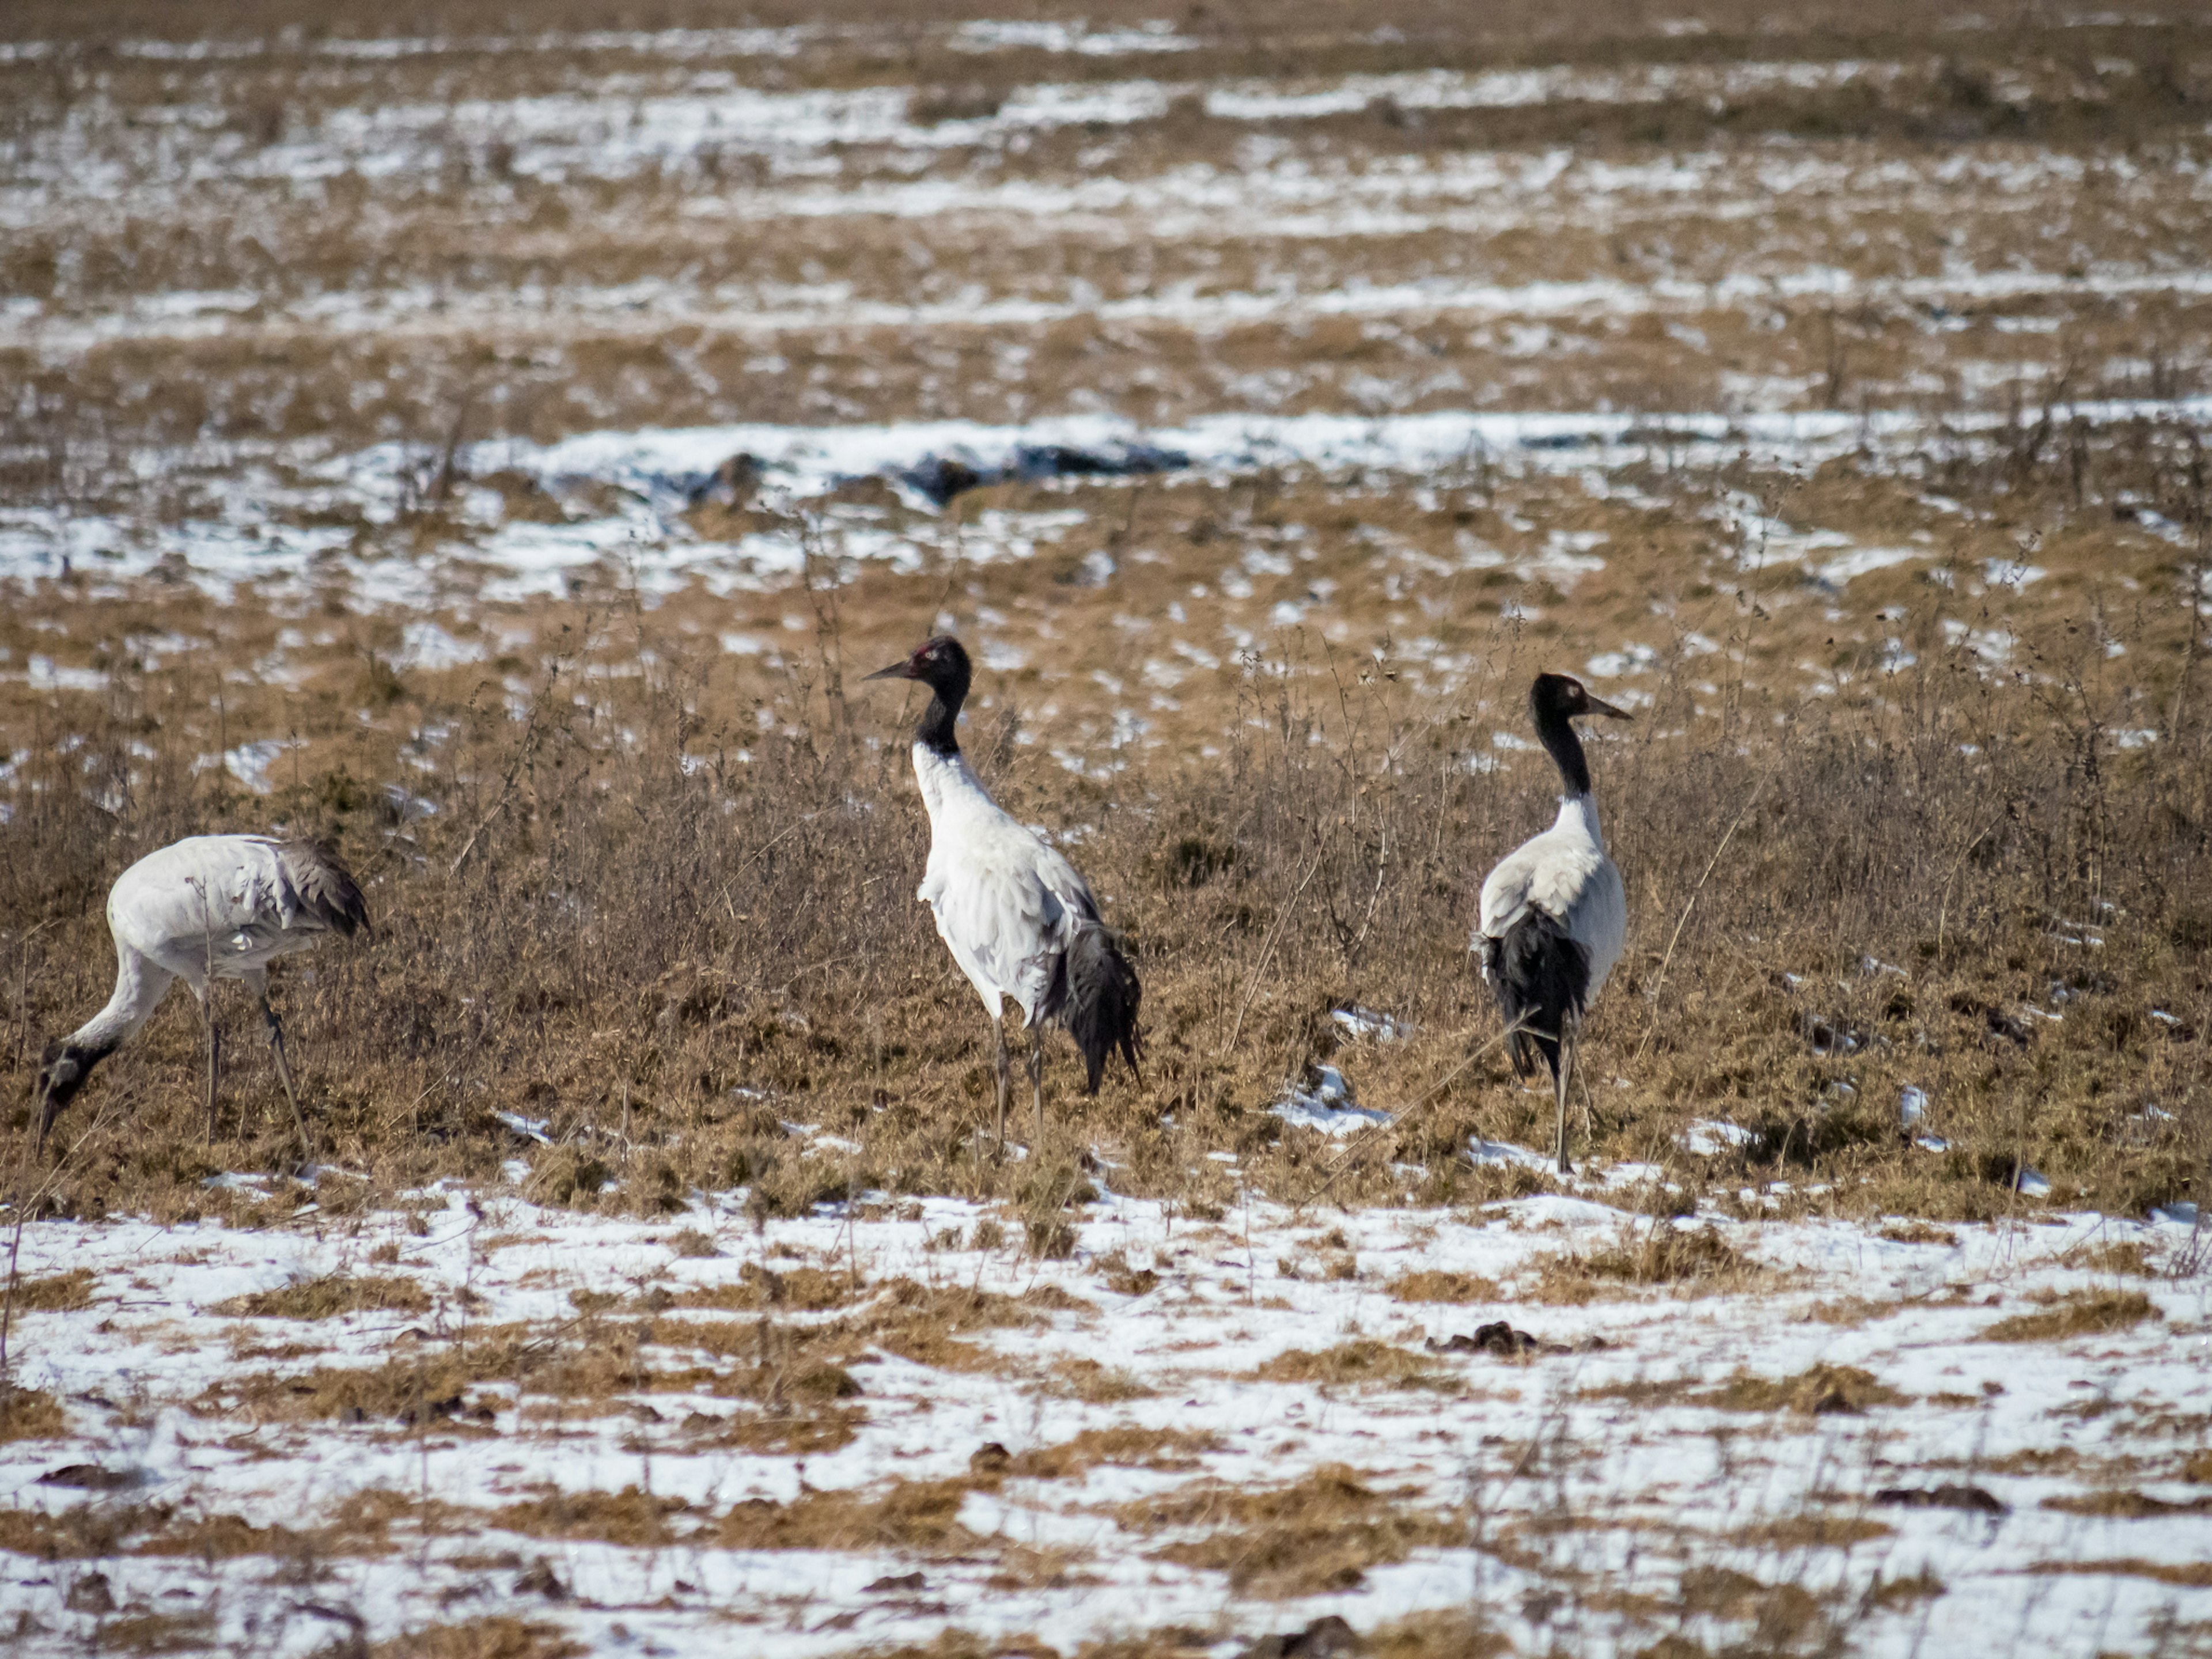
[33,1037,104,1156]
[864,635,972,756]
[1529,673,1631,797]
[1531,673,1633,726]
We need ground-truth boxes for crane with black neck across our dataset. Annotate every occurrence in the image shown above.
[1475,673,1632,1175]
[865,636,1141,1154]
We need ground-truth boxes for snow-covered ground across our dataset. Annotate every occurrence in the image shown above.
[3,1164,2206,1657]
[6,396,2208,604]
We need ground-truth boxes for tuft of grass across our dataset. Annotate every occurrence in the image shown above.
[0,1385,67,1442]
[1050,1357,1156,1402]
[1878,1221,1958,1246]
[491,1486,695,1547]
[5,1268,96,1312]
[2041,1490,2212,1518]
[1978,1290,2161,1342]
[1123,1464,1460,1597]
[2025,1559,2212,1588]
[1531,1224,1758,1302]
[2079,1240,2154,1277]
[92,1612,218,1654]
[717,1478,983,1554]
[1010,1426,1218,1480]
[1696,1363,1905,1416]
[666,1262,862,1312]
[372,1618,587,1659]
[1387,1270,1500,1304]
[1729,1514,1893,1549]
[214,1274,432,1319]
[1247,1340,1456,1392]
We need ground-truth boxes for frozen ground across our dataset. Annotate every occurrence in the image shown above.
[3,1149,2208,1657]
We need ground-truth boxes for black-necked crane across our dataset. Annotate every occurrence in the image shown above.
[34,834,369,1157]
[1475,673,1631,1175]
[865,636,1141,1153]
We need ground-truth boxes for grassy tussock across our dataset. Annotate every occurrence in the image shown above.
[214,1274,433,1319]
[1729,1514,1894,1550]
[717,1478,984,1554]
[1695,1363,1905,1415]
[1009,1426,1218,1480]
[2040,1489,2212,1518]
[1120,1464,1461,1597]
[2028,1559,2212,1589]
[1245,1340,1457,1391]
[4,1268,97,1312]
[372,1619,585,1659]
[0,1384,66,1441]
[1385,1269,1501,1304]
[1978,1290,2162,1343]
[1530,1224,1760,1303]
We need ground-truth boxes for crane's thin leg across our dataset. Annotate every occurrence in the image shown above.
[1027,1031,1045,1150]
[262,991,316,1162]
[1553,1032,1575,1177]
[200,995,221,1147]
[991,1016,1010,1159]
[1577,1037,1596,1142]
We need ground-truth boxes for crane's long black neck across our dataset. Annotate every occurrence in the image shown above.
[915,674,967,757]
[1533,698,1593,798]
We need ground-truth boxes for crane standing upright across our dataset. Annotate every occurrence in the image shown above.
[34,834,369,1157]
[866,636,1141,1153]
[1476,673,1632,1175]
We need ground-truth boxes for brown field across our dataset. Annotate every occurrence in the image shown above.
[2,1,2210,1655]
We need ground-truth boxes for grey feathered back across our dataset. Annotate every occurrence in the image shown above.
[279,840,370,936]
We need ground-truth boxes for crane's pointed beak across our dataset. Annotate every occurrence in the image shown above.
[1586,693,1634,720]
[863,660,916,682]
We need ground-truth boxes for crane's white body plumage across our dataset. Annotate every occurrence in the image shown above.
[38,833,368,1153]
[1475,794,1627,1003]
[86,836,360,1043]
[912,745,1097,1026]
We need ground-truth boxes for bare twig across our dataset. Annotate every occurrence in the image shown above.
[1224,844,1325,1057]
[1634,751,1784,1061]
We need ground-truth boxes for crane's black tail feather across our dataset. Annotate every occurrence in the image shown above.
[1480,911,1590,1082]
[1058,923,1142,1093]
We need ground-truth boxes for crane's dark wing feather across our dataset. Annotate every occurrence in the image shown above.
[1480,908,1589,1082]
[1050,922,1142,1093]
[280,841,370,937]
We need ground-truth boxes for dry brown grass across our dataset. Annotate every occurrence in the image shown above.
[1009,1426,1218,1480]
[0,1489,404,1562]
[4,1267,97,1312]
[717,1478,984,1554]
[372,1619,586,1659]
[0,1384,67,1441]
[1246,1340,1457,1392]
[1728,1514,1894,1550]
[1695,1364,1906,1416]
[2041,1489,2212,1519]
[1387,1270,1502,1304]
[1531,1224,1761,1304]
[1877,1222,1958,1247]
[1119,1463,1462,1597]
[491,1485,695,1547]
[2027,1559,2212,1589]
[1978,1290,2162,1343]
[214,1274,433,1319]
